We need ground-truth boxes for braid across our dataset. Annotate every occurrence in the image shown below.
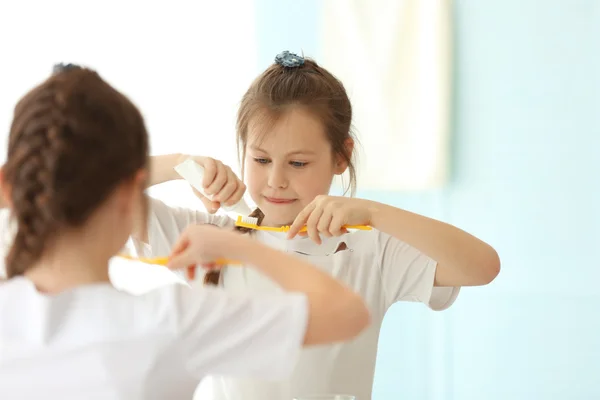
[233,208,265,234]
[2,65,149,279]
[203,207,265,286]
[4,84,68,277]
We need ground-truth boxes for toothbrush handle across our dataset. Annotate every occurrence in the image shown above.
[119,255,243,266]
[344,225,372,230]
[296,225,371,233]
[118,255,170,265]
[214,258,243,266]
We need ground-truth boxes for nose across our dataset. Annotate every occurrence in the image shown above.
[267,164,288,189]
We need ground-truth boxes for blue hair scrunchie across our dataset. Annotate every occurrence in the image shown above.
[274,51,305,68]
[52,63,82,75]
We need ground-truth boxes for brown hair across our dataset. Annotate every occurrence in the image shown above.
[2,64,149,278]
[204,52,357,286]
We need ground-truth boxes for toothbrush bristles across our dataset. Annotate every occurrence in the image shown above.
[237,215,259,226]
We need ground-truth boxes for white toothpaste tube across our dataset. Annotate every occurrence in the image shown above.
[174,158,252,216]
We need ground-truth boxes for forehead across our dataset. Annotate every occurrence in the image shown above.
[247,107,330,153]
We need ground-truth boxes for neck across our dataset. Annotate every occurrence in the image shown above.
[24,230,112,294]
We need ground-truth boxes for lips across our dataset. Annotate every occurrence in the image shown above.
[264,196,296,204]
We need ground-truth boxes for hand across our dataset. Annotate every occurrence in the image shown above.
[185,156,246,214]
[288,195,374,244]
[167,225,243,276]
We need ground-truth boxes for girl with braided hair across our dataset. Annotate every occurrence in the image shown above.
[0,64,369,399]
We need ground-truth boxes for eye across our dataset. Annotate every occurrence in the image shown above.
[290,161,308,168]
[253,157,270,164]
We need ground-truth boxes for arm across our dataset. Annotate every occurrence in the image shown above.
[233,237,370,345]
[174,286,310,379]
[132,154,244,242]
[132,154,185,242]
[288,195,500,288]
[147,153,185,187]
[168,226,371,346]
[368,201,500,287]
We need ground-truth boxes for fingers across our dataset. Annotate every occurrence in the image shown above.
[168,227,202,269]
[222,180,246,207]
[305,206,324,244]
[288,202,316,239]
[213,168,242,205]
[200,157,218,190]
[185,265,196,280]
[198,158,245,208]
[192,188,220,214]
[170,232,190,258]
[288,196,350,243]
[167,250,196,271]
[204,161,228,196]
[317,213,333,238]
[328,212,346,236]
[185,261,219,280]
[167,246,196,271]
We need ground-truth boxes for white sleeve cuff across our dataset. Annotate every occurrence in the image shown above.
[422,260,460,311]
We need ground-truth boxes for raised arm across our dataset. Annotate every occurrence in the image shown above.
[168,225,371,345]
[288,195,500,288]
[132,154,245,242]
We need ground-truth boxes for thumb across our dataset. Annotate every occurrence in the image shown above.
[170,232,191,256]
[192,188,220,214]
[167,248,197,271]
[167,234,195,270]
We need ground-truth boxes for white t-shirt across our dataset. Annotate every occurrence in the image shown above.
[0,276,308,400]
[133,197,460,400]
[0,209,184,292]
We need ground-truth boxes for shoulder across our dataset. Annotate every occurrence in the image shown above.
[342,229,386,256]
[350,229,422,260]
[148,196,235,229]
[109,258,189,295]
[0,279,180,343]
[140,196,234,254]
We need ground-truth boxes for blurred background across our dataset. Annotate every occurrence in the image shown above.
[1,0,599,399]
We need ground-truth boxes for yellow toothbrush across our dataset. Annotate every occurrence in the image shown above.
[235,216,372,232]
[118,254,243,266]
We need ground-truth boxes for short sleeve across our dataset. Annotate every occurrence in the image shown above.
[170,285,309,380]
[128,196,235,259]
[376,231,459,311]
[118,197,236,287]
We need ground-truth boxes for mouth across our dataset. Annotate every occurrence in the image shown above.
[263,196,297,205]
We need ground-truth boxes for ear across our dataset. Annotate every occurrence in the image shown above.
[333,138,354,175]
[133,168,148,190]
[116,168,148,214]
[0,166,12,209]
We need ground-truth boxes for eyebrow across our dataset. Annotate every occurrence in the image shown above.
[249,145,316,156]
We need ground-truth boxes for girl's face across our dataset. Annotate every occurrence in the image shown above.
[244,107,348,227]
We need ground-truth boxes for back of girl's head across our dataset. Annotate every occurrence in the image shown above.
[1,64,149,278]
[237,51,357,196]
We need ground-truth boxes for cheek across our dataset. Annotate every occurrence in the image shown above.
[294,168,335,197]
[243,162,264,193]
